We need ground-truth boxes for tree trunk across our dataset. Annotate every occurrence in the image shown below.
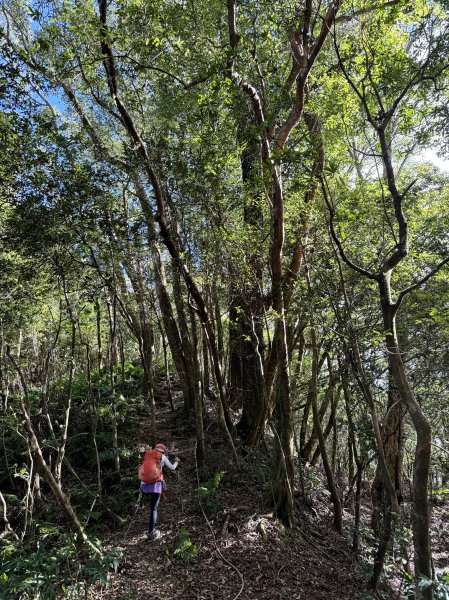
[7,347,100,555]
[310,389,340,467]
[371,366,404,533]
[202,330,210,399]
[309,326,342,533]
[189,303,205,463]
[106,296,120,474]
[228,129,265,443]
[55,276,76,485]
[141,323,156,447]
[172,260,198,413]
[211,282,224,371]
[303,381,334,462]
[269,167,294,525]
[86,343,102,498]
[300,347,327,459]
[353,464,363,555]
[369,494,395,592]
[94,299,103,371]
[380,275,432,594]
[229,291,266,444]
[162,334,175,412]
[271,322,295,527]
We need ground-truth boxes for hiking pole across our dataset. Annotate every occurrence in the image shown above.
[123,491,143,540]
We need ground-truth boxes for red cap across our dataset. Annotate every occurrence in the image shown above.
[154,443,167,453]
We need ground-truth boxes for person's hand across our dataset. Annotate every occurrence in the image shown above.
[175,456,180,463]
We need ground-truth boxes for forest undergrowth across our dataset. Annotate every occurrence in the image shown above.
[99,392,366,600]
[92,382,447,600]
[2,371,449,600]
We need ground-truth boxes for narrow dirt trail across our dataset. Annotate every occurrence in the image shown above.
[99,397,370,600]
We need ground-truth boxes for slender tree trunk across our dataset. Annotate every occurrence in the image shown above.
[55,277,76,485]
[211,282,224,371]
[347,430,355,510]
[106,297,120,474]
[188,304,202,400]
[371,367,404,533]
[380,275,432,594]
[202,330,210,399]
[141,323,156,447]
[269,159,294,524]
[331,408,338,475]
[2,424,15,491]
[228,290,244,410]
[172,260,198,413]
[353,463,363,555]
[340,364,365,551]
[310,389,340,467]
[162,334,174,412]
[189,304,205,462]
[369,493,395,591]
[118,327,126,390]
[94,299,103,372]
[86,343,102,498]
[300,345,328,458]
[309,325,342,533]
[341,368,355,512]
[7,347,100,555]
[303,381,334,462]
[0,320,6,410]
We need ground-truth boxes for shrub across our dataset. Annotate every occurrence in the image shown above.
[0,532,121,599]
[197,469,225,516]
[173,529,198,562]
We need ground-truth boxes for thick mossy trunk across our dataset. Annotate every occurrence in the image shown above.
[228,126,266,444]
[229,292,265,444]
[271,319,294,527]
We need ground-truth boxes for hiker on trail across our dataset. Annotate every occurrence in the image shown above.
[138,443,179,542]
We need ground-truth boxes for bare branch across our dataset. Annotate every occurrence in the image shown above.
[335,0,403,23]
[321,177,378,282]
[333,28,375,125]
[115,53,211,89]
[395,256,449,310]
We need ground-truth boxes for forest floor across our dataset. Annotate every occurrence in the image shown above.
[93,387,449,600]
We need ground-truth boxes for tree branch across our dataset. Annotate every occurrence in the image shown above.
[321,177,378,281]
[395,256,449,311]
[335,0,403,23]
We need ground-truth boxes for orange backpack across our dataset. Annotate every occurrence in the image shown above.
[138,450,164,484]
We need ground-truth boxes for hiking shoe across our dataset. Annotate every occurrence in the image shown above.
[146,529,161,542]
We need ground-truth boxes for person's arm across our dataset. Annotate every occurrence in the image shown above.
[161,453,179,471]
